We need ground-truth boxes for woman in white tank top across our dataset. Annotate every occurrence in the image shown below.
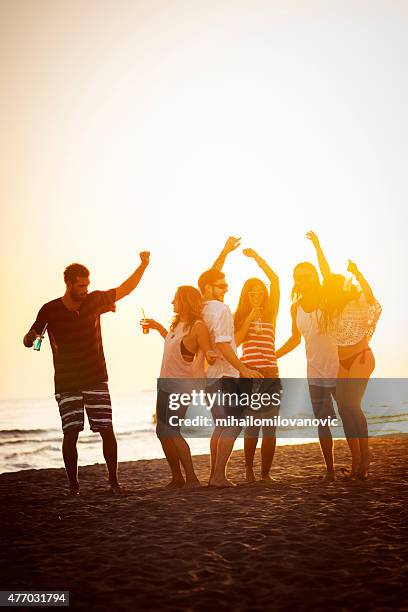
[145,285,216,488]
[276,231,339,482]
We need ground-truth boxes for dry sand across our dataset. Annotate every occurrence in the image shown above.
[1,435,407,611]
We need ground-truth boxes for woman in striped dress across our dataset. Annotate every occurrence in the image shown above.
[212,237,280,482]
[234,248,281,482]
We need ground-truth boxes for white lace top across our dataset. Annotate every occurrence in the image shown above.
[331,293,382,347]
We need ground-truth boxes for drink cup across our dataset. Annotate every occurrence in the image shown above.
[140,319,150,334]
[254,318,263,334]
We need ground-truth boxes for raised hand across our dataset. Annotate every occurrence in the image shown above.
[223,236,241,254]
[347,260,359,276]
[242,248,259,259]
[305,231,320,249]
[139,251,150,266]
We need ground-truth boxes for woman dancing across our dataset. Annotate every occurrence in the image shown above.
[146,285,216,488]
[319,261,382,480]
[213,238,281,482]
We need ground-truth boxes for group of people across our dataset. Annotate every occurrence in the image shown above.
[24,232,381,495]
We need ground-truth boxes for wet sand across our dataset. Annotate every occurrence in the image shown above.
[1,435,407,611]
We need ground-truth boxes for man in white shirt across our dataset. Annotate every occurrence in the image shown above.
[198,267,262,487]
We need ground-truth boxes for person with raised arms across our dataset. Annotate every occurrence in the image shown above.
[319,261,381,480]
[23,252,150,495]
[276,232,339,482]
[199,237,262,488]
[213,240,281,483]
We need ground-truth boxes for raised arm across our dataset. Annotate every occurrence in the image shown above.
[306,231,331,279]
[275,303,301,359]
[212,236,241,271]
[347,261,376,304]
[115,251,150,301]
[242,248,280,319]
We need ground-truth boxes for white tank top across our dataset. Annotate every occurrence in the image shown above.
[159,322,205,392]
[296,305,339,386]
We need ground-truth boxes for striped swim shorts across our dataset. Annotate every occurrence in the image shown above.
[55,382,113,433]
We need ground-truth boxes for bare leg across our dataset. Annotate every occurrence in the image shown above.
[158,436,185,487]
[172,436,201,487]
[350,360,372,478]
[244,425,260,482]
[260,427,277,480]
[62,430,80,494]
[309,385,336,480]
[210,427,222,480]
[337,365,373,477]
[318,425,335,481]
[100,428,120,489]
[209,426,241,487]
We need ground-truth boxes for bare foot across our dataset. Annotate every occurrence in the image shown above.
[184,478,201,489]
[245,467,256,483]
[338,467,358,481]
[261,474,276,482]
[165,478,185,489]
[357,463,370,480]
[208,477,236,488]
[321,472,336,483]
[357,458,370,480]
[357,470,369,480]
[109,481,124,494]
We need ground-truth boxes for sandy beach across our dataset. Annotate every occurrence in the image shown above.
[1,435,407,611]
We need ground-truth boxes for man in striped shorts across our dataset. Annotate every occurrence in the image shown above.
[23,253,150,495]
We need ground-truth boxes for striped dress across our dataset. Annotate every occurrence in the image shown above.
[241,321,279,376]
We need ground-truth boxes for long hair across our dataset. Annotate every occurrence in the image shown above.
[291,262,319,303]
[319,273,360,334]
[234,277,273,332]
[170,285,204,332]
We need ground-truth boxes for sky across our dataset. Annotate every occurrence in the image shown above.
[1,0,407,399]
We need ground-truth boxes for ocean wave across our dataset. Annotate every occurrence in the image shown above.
[0,429,55,437]
[0,437,62,447]
[5,444,60,459]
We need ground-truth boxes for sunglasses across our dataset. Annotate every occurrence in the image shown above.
[295,274,317,281]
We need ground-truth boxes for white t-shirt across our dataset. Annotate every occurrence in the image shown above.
[202,300,239,379]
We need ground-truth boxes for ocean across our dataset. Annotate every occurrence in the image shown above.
[1,381,407,473]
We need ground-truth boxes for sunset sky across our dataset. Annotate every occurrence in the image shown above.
[1,0,407,399]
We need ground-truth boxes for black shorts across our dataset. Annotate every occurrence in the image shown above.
[241,377,282,414]
[155,389,188,438]
[308,384,337,420]
[206,377,248,418]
